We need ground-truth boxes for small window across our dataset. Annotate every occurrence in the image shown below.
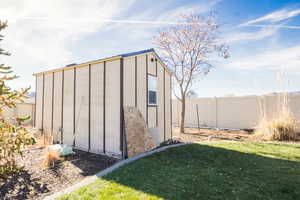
[148,75,157,105]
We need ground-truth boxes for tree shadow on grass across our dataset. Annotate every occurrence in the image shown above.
[100,143,300,200]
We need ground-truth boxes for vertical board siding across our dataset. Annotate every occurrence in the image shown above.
[157,62,165,143]
[34,77,37,126]
[148,107,157,128]
[123,57,136,107]
[52,71,63,143]
[63,69,75,146]
[170,76,173,138]
[42,74,53,136]
[35,76,44,130]
[137,55,147,121]
[105,59,121,155]
[147,54,156,76]
[90,63,104,153]
[74,67,89,151]
[146,55,148,125]
[35,53,171,155]
[164,73,171,139]
[120,58,124,156]
[135,57,137,107]
[103,62,106,153]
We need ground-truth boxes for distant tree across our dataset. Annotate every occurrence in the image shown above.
[0,21,35,178]
[154,13,229,133]
[187,90,198,98]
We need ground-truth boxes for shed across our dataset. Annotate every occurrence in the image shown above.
[33,49,172,157]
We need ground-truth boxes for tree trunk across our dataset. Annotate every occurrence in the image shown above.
[180,97,185,134]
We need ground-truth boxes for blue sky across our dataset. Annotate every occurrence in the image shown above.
[1,0,300,97]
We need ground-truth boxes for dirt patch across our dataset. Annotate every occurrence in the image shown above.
[173,127,254,143]
[0,148,119,200]
[174,127,300,143]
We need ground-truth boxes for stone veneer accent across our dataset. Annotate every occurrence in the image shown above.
[123,106,155,157]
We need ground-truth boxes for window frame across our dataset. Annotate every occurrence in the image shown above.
[147,74,157,106]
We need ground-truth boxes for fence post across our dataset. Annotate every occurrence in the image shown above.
[215,96,218,129]
[196,104,200,131]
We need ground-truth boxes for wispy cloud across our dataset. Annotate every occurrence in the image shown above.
[223,44,300,71]
[0,0,137,67]
[229,8,300,43]
[6,16,202,25]
[225,26,279,43]
[0,0,221,90]
[240,8,300,28]
[0,0,138,90]
[240,24,300,29]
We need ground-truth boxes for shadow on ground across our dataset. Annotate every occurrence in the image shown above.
[0,171,49,200]
[100,143,300,200]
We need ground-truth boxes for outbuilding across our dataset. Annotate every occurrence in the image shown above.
[34,49,172,158]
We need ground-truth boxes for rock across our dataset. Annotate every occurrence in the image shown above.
[123,106,155,157]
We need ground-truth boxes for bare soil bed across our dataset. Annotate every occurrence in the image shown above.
[173,127,255,143]
[0,148,119,200]
[174,127,300,143]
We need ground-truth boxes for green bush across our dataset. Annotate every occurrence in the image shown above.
[0,21,35,178]
[0,123,35,177]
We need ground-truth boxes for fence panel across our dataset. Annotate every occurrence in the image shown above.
[172,94,300,130]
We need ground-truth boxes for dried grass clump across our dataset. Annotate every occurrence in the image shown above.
[254,71,299,141]
[42,149,63,169]
[40,132,63,169]
[254,111,298,141]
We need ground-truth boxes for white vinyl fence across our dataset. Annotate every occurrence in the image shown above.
[172,94,300,130]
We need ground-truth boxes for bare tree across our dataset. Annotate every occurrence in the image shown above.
[154,13,229,133]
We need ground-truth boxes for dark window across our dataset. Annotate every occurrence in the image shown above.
[148,75,157,105]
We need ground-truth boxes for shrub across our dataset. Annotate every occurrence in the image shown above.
[254,111,298,141]
[0,123,35,178]
[0,21,35,178]
[254,71,299,141]
[42,148,63,169]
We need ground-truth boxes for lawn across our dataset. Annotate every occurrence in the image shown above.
[58,142,300,200]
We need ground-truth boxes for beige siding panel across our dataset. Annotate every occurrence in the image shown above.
[43,74,53,136]
[75,67,89,151]
[123,57,136,107]
[105,59,121,155]
[63,69,74,146]
[147,54,156,76]
[148,107,157,128]
[90,63,104,153]
[137,55,147,120]
[157,62,165,143]
[35,76,44,129]
[164,73,171,139]
[52,71,63,142]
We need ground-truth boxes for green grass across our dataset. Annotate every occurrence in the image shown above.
[58,142,300,200]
